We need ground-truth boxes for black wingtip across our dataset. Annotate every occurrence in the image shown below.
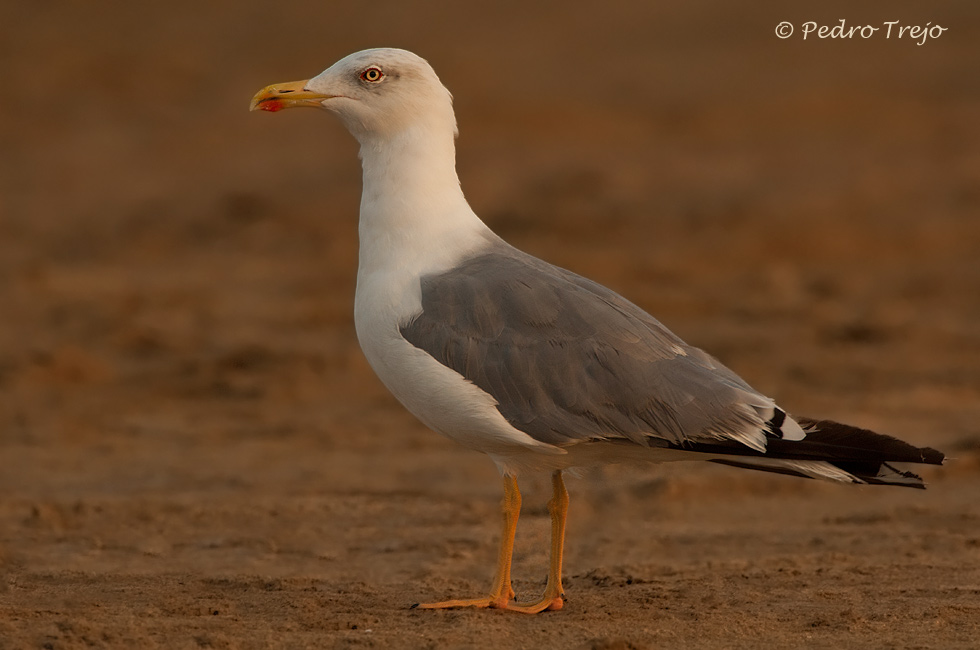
[792,417,947,466]
[918,446,946,466]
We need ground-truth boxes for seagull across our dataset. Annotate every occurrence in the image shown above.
[250,48,945,614]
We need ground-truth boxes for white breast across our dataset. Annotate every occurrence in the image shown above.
[348,115,565,468]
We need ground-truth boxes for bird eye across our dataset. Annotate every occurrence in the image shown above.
[360,67,384,83]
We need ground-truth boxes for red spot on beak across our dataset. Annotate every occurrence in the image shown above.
[259,99,283,112]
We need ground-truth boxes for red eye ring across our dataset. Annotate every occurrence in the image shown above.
[361,67,384,82]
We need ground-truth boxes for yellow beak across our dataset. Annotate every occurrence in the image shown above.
[249,79,334,112]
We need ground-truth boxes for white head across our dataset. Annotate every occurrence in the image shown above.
[250,48,457,145]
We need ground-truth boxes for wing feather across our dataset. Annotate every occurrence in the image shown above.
[401,245,774,449]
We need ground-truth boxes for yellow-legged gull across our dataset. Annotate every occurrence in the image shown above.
[250,48,945,614]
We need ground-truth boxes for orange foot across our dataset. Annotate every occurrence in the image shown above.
[503,592,564,614]
[412,589,563,614]
[412,595,509,610]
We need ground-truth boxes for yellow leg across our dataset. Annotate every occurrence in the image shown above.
[507,470,568,613]
[414,471,569,614]
[414,474,520,610]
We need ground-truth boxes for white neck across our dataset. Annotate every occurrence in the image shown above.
[355,123,493,278]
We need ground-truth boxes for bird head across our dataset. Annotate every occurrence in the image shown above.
[250,48,457,143]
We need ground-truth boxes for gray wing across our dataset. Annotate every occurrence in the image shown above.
[400,245,778,449]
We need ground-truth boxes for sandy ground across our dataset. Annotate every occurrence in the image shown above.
[2,1,980,648]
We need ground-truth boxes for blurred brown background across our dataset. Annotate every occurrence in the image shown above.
[1,1,979,648]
